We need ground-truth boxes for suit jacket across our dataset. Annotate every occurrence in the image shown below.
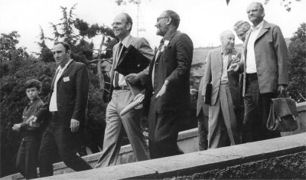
[37,60,89,127]
[147,30,193,113]
[242,20,288,95]
[201,48,240,106]
[109,35,154,91]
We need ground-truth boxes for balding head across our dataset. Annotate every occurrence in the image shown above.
[247,2,265,26]
[220,30,235,52]
[112,13,133,40]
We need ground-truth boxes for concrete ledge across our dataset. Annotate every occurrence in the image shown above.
[297,101,306,112]
[5,102,306,179]
[51,127,200,175]
[38,132,306,180]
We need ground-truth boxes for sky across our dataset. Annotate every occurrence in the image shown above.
[0,0,305,54]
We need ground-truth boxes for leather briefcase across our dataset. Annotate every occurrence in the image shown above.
[266,97,298,132]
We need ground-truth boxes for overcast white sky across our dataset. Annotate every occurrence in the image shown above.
[0,0,305,54]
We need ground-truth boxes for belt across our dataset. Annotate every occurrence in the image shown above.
[113,86,129,90]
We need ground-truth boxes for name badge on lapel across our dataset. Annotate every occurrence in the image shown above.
[63,76,70,82]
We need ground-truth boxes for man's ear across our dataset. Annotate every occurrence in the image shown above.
[126,23,132,32]
[166,17,172,25]
[67,49,71,55]
[261,11,265,18]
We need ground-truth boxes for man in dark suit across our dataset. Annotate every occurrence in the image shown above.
[95,13,153,168]
[148,10,193,158]
[196,63,209,150]
[201,30,239,149]
[231,2,288,142]
[128,10,193,158]
[32,42,92,177]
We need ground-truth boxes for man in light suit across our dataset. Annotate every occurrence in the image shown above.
[202,30,239,149]
[231,2,288,142]
[95,13,153,168]
[33,42,92,177]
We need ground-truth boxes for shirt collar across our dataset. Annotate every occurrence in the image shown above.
[221,48,234,55]
[57,59,73,71]
[251,20,264,31]
[163,29,177,42]
[28,97,40,106]
[120,34,131,47]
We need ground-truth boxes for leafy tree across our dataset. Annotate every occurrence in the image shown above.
[36,27,54,62]
[287,23,306,102]
[0,31,28,62]
[0,31,55,177]
[1,5,117,177]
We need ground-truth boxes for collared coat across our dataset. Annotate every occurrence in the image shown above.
[201,48,240,108]
[146,30,193,145]
[36,60,89,128]
[242,20,289,96]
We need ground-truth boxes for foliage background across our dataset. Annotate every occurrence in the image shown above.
[0,4,305,177]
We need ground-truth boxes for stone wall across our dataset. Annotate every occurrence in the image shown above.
[35,132,306,180]
[184,152,306,179]
[4,102,306,180]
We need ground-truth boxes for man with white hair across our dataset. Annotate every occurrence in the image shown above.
[201,30,239,148]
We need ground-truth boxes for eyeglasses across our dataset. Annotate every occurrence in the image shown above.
[156,16,168,22]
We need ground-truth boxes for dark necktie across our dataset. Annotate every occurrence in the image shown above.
[151,39,164,88]
[113,43,123,88]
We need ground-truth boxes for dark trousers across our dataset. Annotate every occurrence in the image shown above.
[16,136,40,179]
[197,109,208,151]
[38,114,92,177]
[148,97,183,159]
[242,74,280,143]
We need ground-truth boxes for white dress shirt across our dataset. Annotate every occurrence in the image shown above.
[246,21,264,73]
[49,59,73,112]
[220,53,229,84]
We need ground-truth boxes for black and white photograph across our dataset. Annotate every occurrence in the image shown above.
[0,0,305,179]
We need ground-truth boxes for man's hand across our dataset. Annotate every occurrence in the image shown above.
[125,73,139,85]
[156,80,169,98]
[277,85,287,97]
[70,119,80,132]
[12,123,21,131]
[228,63,240,72]
[27,115,37,127]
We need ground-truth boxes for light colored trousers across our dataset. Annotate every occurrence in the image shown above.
[95,89,149,168]
[208,84,238,149]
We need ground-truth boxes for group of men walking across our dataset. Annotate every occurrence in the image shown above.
[197,2,288,149]
[14,1,289,178]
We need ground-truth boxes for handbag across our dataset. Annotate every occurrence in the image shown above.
[204,83,212,105]
[266,96,298,132]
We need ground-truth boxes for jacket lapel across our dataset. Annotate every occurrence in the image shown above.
[255,21,270,43]
[59,61,74,82]
[156,30,178,63]
[51,68,59,90]
[50,61,73,90]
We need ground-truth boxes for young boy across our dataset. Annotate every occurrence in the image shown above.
[12,79,45,179]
